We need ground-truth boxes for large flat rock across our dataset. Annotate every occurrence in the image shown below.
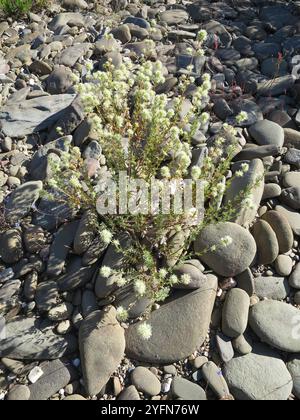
[0,317,77,360]
[0,94,76,137]
[125,275,217,364]
[249,300,300,353]
[224,345,293,400]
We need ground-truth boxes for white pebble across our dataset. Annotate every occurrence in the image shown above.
[161,378,172,394]
[28,366,44,384]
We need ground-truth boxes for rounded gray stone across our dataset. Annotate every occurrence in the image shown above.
[118,385,140,401]
[47,220,79,277]
[35,281,59,312]
[79,307,125,396]
[194,222,257,277]
[7,385,30,400]
[254,275,290,300]
[235,269,255,296]
[280,187,300,210]
[289,263,300,289]
[275,205,300,236]
[224,345,293,400]
[63,394,86,400]
[173,261,207,289]
[131,367,161,397]
[125,276,217,364]
[160,10,189,25]
[249,120,284,147]
[222,288,250,338]
[202,362,230,399]
[0,229,23,264]
[29,359,74,400]
[251,219,279,265]
[263,183,281,200]
[294,291,300,304]
[170,377,206,400]
[249,300,300,353]
[282,171,300,189]
[287,355,300,399]
[232,335,252,355]
[274,255,293,276]
[216,332,234,363]
[261,210,294,253]
[46,67,73,94]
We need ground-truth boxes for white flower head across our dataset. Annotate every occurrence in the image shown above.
[181,274,191,285]
[235,170,244,178]
[70,176,82,189]
[100,229,113,244]
[191,166,201,180]
[202,80,211,91]
[56,126,63,135]
[161,166,171,179]
[116,306,129,322]
[85,61,93,71]
[167,106,175,117]
[220,236,233,247]
[112,239,120,248]
[200,112,210,124]
[100,266,112,278]
[169,274,179,285]
[215,136,225,146]
[186,64,194,73]
[116,276,127,287]
[134,279,147,296]
[217,182,225,193]
[241,163,249,173]
[137,322,152,340]
[202,73,211,82]
[236,111,248,124]
[202,180,209,189]
[242,195,255,210]
[159,268,168,279]
[196,48,205,57]
[197,29,208,43]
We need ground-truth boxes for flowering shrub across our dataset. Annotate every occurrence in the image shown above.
[48,30,258,337]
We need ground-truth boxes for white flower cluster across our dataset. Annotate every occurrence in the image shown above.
[116,306,129,322]
[134,279,146,296]
[55,36,251,317]
[195,29,208,57]
[242,194,255,210]
[236,111,248,124]
[197,29,208,43]
[100,229,113,244]
[181,274,191,285]
[220,236,233,247]
[137,322,152,340]
[192,74,211,110]
[235,162,249,178]
[100,266,112,278]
